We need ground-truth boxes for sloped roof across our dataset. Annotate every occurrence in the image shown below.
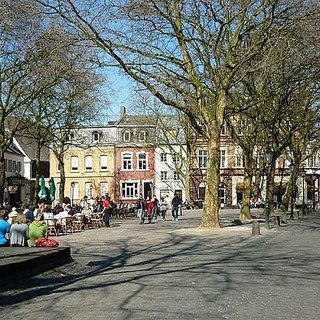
[14,134,49,161]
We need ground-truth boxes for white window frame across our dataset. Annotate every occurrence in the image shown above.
[121,181,139,199]
[85,183,94,198]
[235,147,243,168]
[160,153,167,162]
[92,131,100,143]
[137,152,148,170]
[220,149,227,168]
[100,182,108,196]
[138,131,146,142]
[172,154,179,164]
[123,131,131,142]
[100,155,108,170]
[198,150,208,169]
[85,155,93,171]
[160,171,168,181]
[173,171,180,181]
[71,156,79,171]
[121,152,133,171]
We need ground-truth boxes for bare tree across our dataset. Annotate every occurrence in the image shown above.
[40,0,318,228]
[0,1,73,208]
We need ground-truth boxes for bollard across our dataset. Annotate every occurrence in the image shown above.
[252,220,260,236]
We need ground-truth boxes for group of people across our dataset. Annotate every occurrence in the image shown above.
[136,193,183,224]
[0,193,115,247]
[0,205,49,247]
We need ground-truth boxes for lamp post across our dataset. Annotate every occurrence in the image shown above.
[264,148,272,229]
[71,182,75,206]
[311,173,317,211]
[289,163,294,219]
[89,183,93,198]
[300,169,306,215]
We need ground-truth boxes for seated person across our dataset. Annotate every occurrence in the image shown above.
[0,210,10,247]
[10,214,29,247]
[55,205,72,230]
[28,211,48,246]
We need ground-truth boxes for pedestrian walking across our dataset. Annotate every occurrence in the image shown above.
[102,196,113,227]
[136,194,146,224]
[146,197,154,223]
[160,196,168,220]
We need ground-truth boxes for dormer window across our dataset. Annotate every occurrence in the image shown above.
[123,131,131,142]
[92,131,101,143]
[138,131,146,142]
[69,132,74,141]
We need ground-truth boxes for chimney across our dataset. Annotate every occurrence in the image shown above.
[120,106,126,117]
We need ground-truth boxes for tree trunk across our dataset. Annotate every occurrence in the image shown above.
[59,158,66,203]
[200,134,221,229]
[0,153,6,209]
[240,173,252,220]
[33,145,42,206]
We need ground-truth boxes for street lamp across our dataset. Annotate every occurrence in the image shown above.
[264,148,272,228]
[71,182,75,206]
[289,162,294,219]
[311,173,317,211]
[300,169,306,215]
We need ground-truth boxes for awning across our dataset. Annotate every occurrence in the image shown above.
[7,176,28,186]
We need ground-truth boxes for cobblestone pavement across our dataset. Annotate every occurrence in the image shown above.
[1,209,320,320]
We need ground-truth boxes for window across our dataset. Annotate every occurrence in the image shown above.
[138,131,146,142]
[235,147,243,168]
[69,132,74,141]
[137,152,148,170]
[220,149,227,168]
[121,181,139,199]
[17,161,21,173]
[85,183,93,198]
[100,182,108,196]
[123,131,131,142]
[198,150,208,169]
[308,151,316,168]
[122,153,133,170]
[172,154,179,164]
[160,171,168,181]
[85,155,93,170]
[221,121,227,135]
[8,160,12,172]
[173,172,180,180]
[160,153,167,162]
[71,156,79,171]
[92,131,100,143]
[100,155,108,170]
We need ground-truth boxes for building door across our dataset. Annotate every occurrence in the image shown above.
[143,182,152,199]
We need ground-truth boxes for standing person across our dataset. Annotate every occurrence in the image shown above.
[171,193,182,221]
[136,194,146,224]
[10,214,28,247]
[160,196,168,221]
[102,196,112,227]
[151,197,159,221]
[0,210,10,247]
[145,197,154,223]
[28,211,48,247]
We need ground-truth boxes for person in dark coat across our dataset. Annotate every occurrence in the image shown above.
[171,193,182,221]
[136,194,146,224]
